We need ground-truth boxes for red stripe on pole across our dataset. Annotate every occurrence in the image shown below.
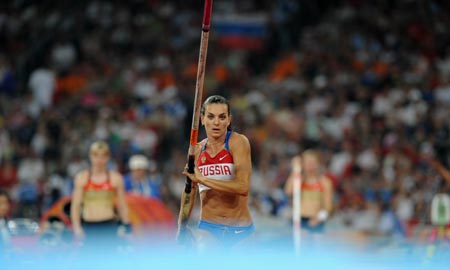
[202,0,213,31]
[190,129,199,146]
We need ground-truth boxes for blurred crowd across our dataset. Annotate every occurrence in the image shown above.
[1,0,450,240]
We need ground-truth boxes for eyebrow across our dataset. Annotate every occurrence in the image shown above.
[206,112,227,116]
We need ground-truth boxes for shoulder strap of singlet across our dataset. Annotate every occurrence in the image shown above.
[86,170,111,183]
[224,130,232,151]
[201,140,207,152]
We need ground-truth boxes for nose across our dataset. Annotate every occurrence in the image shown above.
[213,117,220,125]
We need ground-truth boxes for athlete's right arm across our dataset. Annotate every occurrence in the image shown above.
[176,183,197,245]
[177,182,198,227]
[177,143,201,243]
[284,175,294,195]
[70,171,86,238]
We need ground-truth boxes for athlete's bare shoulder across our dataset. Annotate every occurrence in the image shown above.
[109,170,124,186]
[229,131,250,148]
[195,139,207,154]
[229,131,249,142]
[74,170,89,186]
[109,170,123,179]
[197,139,207,148]
[320,174,333,188]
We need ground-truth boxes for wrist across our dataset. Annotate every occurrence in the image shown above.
[316,209,329,222]
[118,221,132,233]
[198,176,205,185]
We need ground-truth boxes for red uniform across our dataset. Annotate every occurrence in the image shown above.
[197,130,235,193]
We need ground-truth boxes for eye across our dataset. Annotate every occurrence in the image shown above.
[219,115,226,120]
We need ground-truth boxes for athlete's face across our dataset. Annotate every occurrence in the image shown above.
[90,150,110,168]
[201,103,231,139]
[302,154,320,174]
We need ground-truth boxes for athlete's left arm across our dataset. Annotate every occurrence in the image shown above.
[193,133,252,196]
[322,176,334,214]
[113,172,130,224]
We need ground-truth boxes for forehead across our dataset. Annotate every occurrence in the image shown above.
[303,153,319,161]
[204,103,228,114]
[90,149,110,156]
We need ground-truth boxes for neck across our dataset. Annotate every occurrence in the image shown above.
[208,131,228,145]
[304,171,319,180]
[208,139,224,145]
[91,166,106,174]
[207,139,225,153]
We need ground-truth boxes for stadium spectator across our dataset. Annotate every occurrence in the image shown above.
[124,155,163,199]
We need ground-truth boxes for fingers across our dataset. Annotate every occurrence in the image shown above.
[182,170,196,183]
[183,165,202,183]
[292,156,302,173]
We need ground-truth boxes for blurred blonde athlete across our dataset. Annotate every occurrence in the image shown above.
[70,141,131,248]
[284,150,333,233]
[180,95,254,250]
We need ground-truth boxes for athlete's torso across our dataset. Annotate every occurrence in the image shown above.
[82,171,116,221]
[196,131,251,226]
[300,177,325,218]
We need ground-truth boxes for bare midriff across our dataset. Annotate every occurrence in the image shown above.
[82,190,115,221]
[200,189,252,226]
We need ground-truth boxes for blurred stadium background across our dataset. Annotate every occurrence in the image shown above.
[1,0,450,268]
